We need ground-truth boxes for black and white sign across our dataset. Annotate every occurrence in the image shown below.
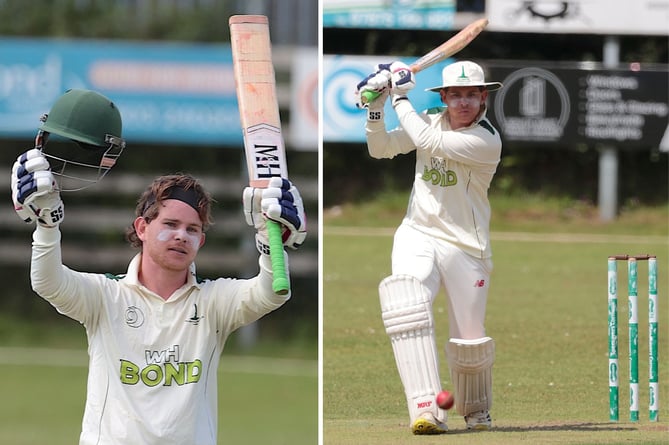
[488,65,669,149]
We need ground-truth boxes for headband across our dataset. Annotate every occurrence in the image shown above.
[166,186,200,212]
[142,185,200,215]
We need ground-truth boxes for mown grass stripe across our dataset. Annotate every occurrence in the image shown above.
[324,226,666,245]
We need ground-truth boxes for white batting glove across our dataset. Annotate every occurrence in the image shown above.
[243,186,271,255]
[364,89,389,122]
[389,61,415,95]
[11,149,64,228]
[262,178,306,250]
[243,177,307,253]
[355,64,392,110]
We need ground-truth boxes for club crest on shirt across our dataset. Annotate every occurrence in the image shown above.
[185,303,204,325]
[422,157,457,187]
[125,306,145,328]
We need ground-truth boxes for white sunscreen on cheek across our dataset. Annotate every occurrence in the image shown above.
[157,229,201,252]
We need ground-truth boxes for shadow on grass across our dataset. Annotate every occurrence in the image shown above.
[446,422,637,435]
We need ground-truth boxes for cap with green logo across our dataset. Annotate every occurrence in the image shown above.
[426,61,503,93]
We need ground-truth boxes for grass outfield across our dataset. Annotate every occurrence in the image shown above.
[0,349,317,445]
[323,210,669,444]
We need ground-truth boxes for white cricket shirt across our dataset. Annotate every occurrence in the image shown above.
[366,102,502,258]
[30,226,289,444]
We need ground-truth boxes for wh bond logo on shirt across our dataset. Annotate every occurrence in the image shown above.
[422,156,457,187]
[120,345,202,387]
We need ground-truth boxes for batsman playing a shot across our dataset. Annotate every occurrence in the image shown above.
[10,89,306,444]
[355,61,503,434]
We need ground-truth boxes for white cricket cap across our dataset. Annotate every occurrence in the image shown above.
[426,61,503,92]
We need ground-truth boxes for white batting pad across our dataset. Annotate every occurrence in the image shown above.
[445,337,495,416]
[379,275,446,424]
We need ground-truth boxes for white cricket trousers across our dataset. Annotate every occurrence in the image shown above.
[391,223,492,339]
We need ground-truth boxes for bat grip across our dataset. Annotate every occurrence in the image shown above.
[267,220,290,295]
[361,90,381,105]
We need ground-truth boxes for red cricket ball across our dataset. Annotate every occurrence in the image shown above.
[436,390,454,410]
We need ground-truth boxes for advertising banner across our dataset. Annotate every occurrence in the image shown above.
[487,64,669,149]
[487,0,669,35]
[0,38,318,150]
[323,56,669,150]
[323,0,456,30]
[0,38,239,145]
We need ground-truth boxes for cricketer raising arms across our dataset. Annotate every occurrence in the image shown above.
[355,60,503,434]
[10,89,306,444]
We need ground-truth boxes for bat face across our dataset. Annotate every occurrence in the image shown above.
[246,123,286,185]
[229,14,291,295]
[229,15,288,188]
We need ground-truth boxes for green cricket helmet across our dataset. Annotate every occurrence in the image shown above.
[39,88,125,149]
[37,89,126,191]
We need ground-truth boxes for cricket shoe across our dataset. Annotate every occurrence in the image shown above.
[465,410,492,430]
[411,412,448,435]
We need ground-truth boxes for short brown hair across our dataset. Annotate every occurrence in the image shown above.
[125,174,214,248]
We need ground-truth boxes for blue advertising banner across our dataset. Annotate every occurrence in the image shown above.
[323,55,451,143]
[0,37,241,146]
[323,0,456,30]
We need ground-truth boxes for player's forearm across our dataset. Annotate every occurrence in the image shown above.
[221,254,290,332]
[30,225,66,298]
[366,121,414,159]
[365,120,390,158]
[30,226,101,324]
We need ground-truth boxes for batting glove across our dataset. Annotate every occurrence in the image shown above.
[243,177,306,253]
[387,61,415,107]
[11,149,64,228]
[355,64,392,111]
[262,178,306,250]
[243,186,269,254]
[389,61,415,95]
[364,89,389,122]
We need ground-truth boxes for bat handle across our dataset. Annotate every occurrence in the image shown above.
[267,220,290,295]
[361,90,382,105]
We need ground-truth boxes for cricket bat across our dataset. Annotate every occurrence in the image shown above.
[361,18,489,104]
[229,15,290,295]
